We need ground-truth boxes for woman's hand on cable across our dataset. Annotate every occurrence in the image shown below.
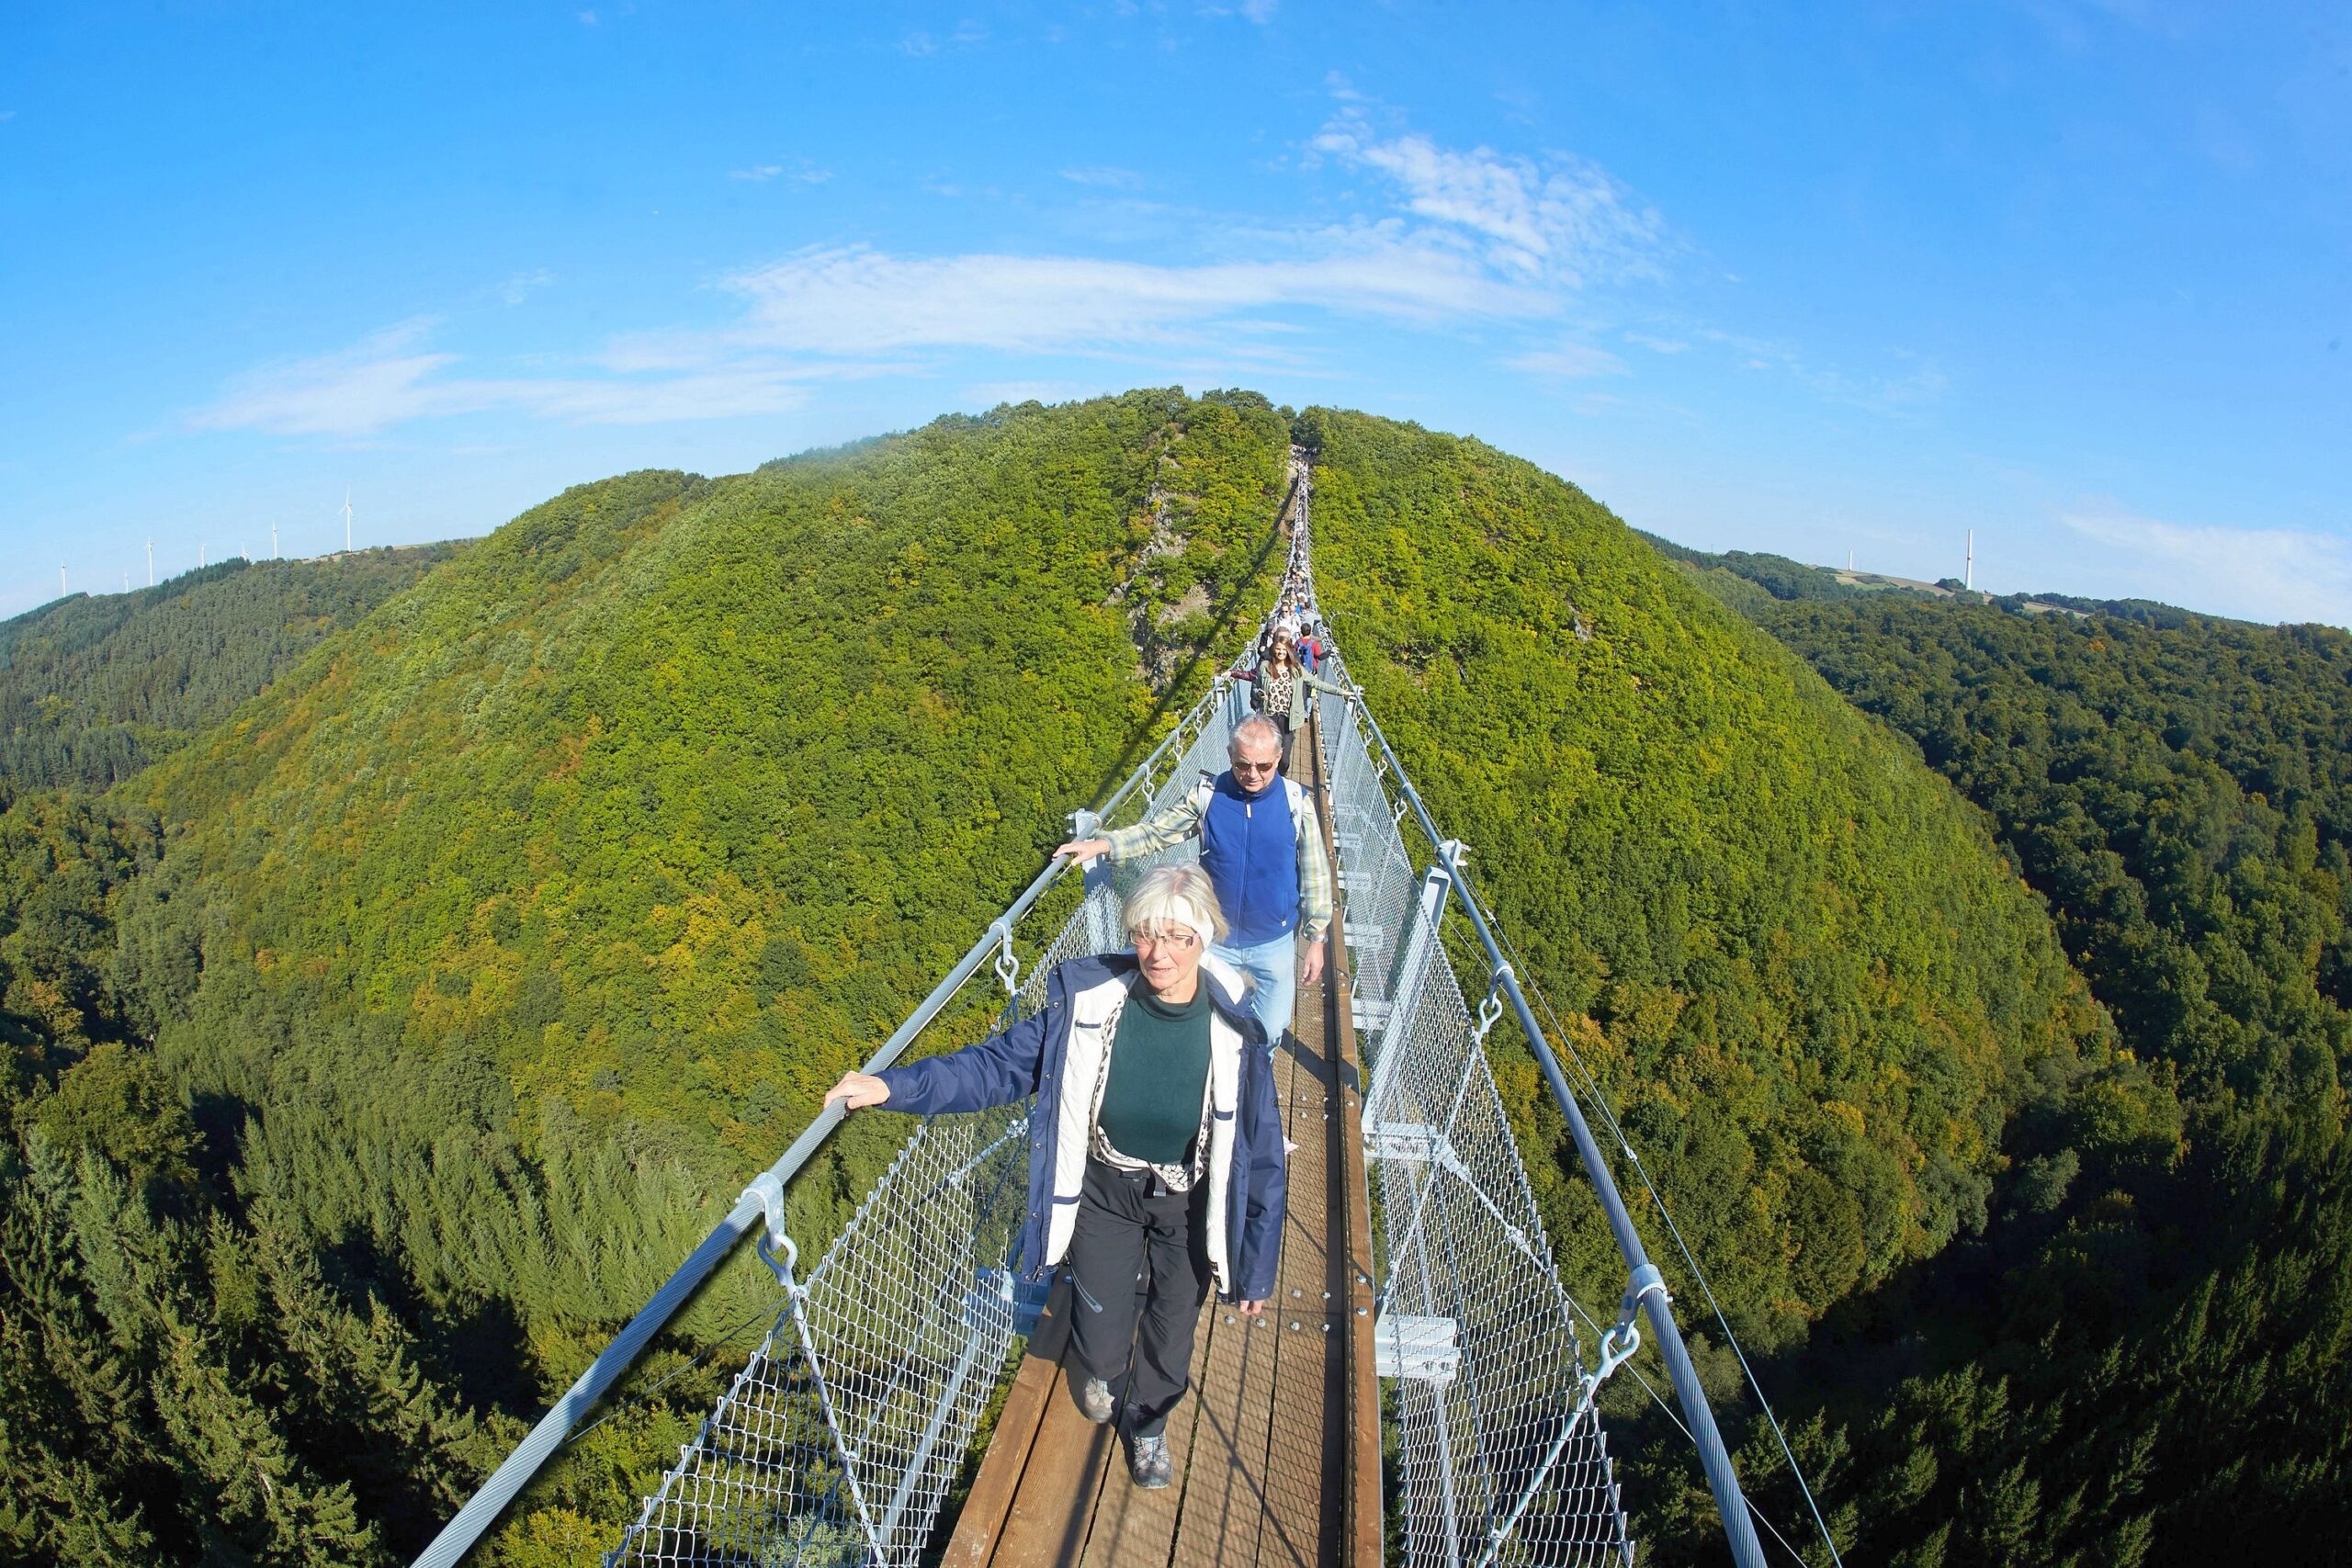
[1054,837,1112,864]
[1236,1298,1267,1319]
[824,1072,891,1111]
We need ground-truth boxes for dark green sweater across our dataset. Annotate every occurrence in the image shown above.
[1097,978,1214,1165]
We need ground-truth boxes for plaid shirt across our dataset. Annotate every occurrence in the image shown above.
[1102,774,1333,942]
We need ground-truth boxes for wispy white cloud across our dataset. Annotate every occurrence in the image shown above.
[2062,504,2352,626]
[722,238,1553,356]
[1311,111,1669,286]
[731,162,832,185]
[499,269,554,305]
[188,107,1736,443]
[187,321,839,436]
[903,18,986,54]
[1060,165,1145,190]
[1694,325,1947,412]
[1504,343,1626,378]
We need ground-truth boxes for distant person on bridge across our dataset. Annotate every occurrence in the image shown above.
[1246,627,1351,776]
[1297,619,1325,674]
[1055,713,1340,1047]
[824,866,1283,1491]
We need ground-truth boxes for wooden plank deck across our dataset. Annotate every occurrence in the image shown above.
[943,713,1375,1567]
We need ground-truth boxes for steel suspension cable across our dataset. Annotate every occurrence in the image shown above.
[1338,697,1769,1568]
[1478,915,1848,1568]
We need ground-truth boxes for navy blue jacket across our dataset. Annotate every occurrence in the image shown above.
[875,953,1287,1303]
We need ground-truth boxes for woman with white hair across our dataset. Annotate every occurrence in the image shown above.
[824,865,1285,1491]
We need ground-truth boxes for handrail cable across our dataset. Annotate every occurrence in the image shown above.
[410,671,1241,1568]
[1484,914,1848,1567]
[424,445,1789,1568]
[1344,696,1769,1568]
[560,1297,776,1451]
[1554,1286,1815,1568]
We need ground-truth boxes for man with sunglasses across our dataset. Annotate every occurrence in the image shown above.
[1057,714,1334,1048]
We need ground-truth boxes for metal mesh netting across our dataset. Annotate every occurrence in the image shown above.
[605,1108,1030,1566]
[607,681,1245,1568]
[1321,674,1636,1568]
[1317,653,1420,1012]
[604,453,1636,1566]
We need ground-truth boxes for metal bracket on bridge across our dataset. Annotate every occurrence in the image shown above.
[989,918,1021,998]
[1368,1121,1442,1163]
[967,1268,1035,1335]
[741,1172,801,1292]
[1623,1262,1670,1318]
[1374,1313,1460,1385]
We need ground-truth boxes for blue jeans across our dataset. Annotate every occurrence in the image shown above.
[1215,931,1297,1047]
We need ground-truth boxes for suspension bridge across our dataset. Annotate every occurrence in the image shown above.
[412,451,1791,1568]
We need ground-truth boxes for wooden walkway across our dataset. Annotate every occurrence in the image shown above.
[944,716,1384,1568]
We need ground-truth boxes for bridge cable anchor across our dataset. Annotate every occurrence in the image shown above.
[1470,963,1513,1044]
[989,919,1021,998]
[741,1172,802,1293]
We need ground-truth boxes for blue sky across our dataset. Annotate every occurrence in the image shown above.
[3,2,2346,624]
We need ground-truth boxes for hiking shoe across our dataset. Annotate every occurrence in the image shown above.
[1130,1433,1172,1489]
[1079,1377,1115,1425]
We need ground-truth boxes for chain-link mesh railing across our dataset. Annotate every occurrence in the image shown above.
[606,1106,1030,1566]
[1317,653,1420,1015]
[606,671,1250,1567]
[1319,658,1636,1568]
[439,446,1765,1568]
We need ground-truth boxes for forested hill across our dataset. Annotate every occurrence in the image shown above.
[0,546,457,792]
[1644,525,2221,628]
[2,390,1299,1562]
[1746,597,2352,1562]
[4,389,2340,1564]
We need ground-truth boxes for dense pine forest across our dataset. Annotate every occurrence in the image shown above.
[0,547,457,792]
[1,390,2345,1565]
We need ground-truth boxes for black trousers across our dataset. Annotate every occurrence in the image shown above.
[1272,716,1296,774]
[1064,1158,1215,1438]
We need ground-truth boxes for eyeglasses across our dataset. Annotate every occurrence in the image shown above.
[1134,930,1201,953]
[1232,757,1279,776]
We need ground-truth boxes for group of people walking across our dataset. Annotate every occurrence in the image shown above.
[825,595,1355,1494]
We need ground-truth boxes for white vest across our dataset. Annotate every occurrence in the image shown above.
[1046,953,1252,1294]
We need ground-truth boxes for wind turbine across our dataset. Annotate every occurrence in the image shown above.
[146,538,153,587]
[344,490,354,552]
[272,520,279,559]
[60,563,66,597]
